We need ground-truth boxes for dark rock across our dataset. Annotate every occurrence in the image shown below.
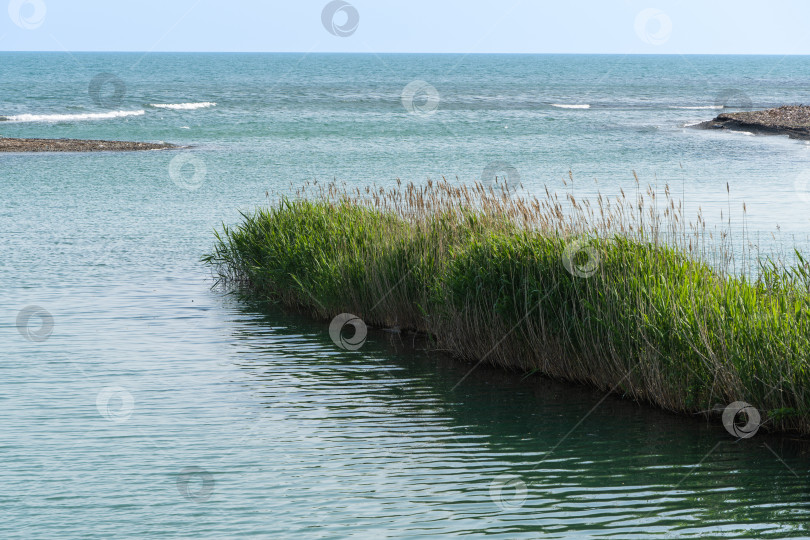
[0,137,177,152]
[693,105,810,140]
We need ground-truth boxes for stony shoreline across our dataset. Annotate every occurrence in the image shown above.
[694,105,810,140]
[0,137,177,152]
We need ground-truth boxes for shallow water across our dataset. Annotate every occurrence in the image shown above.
[3,53,810,538]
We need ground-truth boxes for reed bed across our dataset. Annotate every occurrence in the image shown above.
[204,177,810,435]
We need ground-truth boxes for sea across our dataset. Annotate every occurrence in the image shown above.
[2,53,810,538]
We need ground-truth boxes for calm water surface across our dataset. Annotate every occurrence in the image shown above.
[2,53,810,538]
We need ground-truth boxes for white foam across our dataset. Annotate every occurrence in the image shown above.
[150,102,216,110]
[0,110,146,123]
[551,103,590,109]
[669,106,724,110]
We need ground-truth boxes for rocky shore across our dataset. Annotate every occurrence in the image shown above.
[695,105,810,140]
[0,137,176,152]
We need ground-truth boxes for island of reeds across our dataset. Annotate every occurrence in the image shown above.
[204,178,810,435]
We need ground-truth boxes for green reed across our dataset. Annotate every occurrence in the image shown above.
[204,178,810,435]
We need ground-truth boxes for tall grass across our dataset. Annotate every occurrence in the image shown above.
[204,177,810,435]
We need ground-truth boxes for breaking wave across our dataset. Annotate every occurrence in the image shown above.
[149,102,216,110]
[0,110,146,123]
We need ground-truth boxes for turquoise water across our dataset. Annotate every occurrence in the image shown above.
[3,53,810,538]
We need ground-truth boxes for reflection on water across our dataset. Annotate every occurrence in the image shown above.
[228,300,810,538]
[3,274,810,538]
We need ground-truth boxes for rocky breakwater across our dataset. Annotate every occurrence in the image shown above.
[0,137,177,152]
[695,105,810,140]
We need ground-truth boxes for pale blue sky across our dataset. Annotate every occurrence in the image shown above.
[2,0,810,54]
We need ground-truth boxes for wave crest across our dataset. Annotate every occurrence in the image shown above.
[551,103,590,109]
[149,102,216,110]
[0,110,145,123]
[669,105,724,110]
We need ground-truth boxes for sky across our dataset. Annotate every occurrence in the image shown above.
[2,0,810,54]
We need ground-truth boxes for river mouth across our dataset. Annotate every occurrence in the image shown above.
[6,52,810,538]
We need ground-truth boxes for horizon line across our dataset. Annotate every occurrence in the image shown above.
[1,50,809,56]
